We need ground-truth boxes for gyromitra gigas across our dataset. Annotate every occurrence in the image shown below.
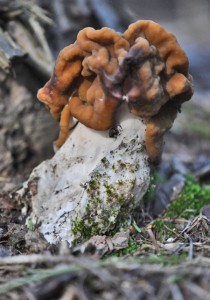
[37,20,193,163]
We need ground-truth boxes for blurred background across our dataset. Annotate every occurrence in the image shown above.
[0,0,210,190]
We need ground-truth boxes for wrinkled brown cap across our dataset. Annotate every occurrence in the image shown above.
[37,20,193,162]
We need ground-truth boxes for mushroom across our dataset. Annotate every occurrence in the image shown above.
[37,20,193,163]
[123,21,194,162]
[37,27,129,147]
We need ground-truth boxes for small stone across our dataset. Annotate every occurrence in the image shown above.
[111,231,129,250]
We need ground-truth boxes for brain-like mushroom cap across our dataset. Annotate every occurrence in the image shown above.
[37,20,194,162]
[102,20,193,117]
[37,27,129,121]
[124,20,189,76]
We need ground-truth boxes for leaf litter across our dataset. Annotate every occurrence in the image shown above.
[0,158,210,299]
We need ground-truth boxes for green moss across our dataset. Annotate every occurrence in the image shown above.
[107,237,140,257]
[165,175,210,219]
[71,187,135,245]
[71,164,137,245]
[152,175,210,239]
[71,217,99,246]
[101,157,109,168]
[119,162,126,169]
[120,241,139,256]
[104,182,114,198]
[135,146,144,153]
[27,218,35,231]
[71,217,90,239]
[88,179,97,189]
[152,218,176,239]
[71,206,122,245]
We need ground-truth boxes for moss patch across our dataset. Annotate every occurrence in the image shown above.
[71,176,136,244]
[152,175,210,239]
[108,237,140,257]
[164,175,210,219]
[70,137,149,246]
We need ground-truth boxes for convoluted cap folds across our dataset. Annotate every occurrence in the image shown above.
[37,20,194,163]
